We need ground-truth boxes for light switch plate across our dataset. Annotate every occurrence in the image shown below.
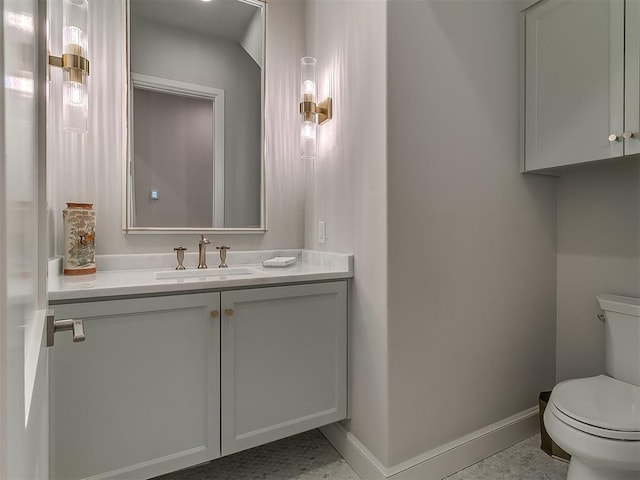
[318,221,326,244]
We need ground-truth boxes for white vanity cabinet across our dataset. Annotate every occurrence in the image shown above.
[521,0,640,172]
[221,282,347,455]
[50,281,348,480]
[50,293,221,480]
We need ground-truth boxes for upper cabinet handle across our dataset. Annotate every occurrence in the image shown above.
[608,133,620,142]
[224,308,234,317]
[623,131,634,139]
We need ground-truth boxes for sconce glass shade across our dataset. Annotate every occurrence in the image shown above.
[300,57,317,102]
[62,0,88,133]
[300,121,316,160]
[62,75,87,132]
[300,57,317,159]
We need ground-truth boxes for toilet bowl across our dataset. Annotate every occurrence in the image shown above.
[544,376,640,479]
[544,295,640,480]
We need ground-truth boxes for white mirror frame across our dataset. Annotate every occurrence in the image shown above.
[122,0,267,234]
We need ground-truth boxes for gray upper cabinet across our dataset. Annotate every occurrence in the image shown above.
[522,0,639,172]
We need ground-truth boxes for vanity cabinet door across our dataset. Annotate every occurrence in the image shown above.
[50,293,221,480]
[221,282,347,455]
[522,0,625,172]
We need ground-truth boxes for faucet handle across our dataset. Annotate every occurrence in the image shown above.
[216,245,230,268]
[174,246,187,270]
[200,234,211,245]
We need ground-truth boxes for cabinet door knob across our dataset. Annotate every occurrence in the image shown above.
[623,131,634,139]
[608,133,620,142]
[210,310,219,318]
[224,308,234,316]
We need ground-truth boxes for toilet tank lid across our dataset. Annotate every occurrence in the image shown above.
[597,294,640,317]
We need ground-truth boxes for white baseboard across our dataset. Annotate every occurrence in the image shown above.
[320,423,387,480]
[320,406,540,479]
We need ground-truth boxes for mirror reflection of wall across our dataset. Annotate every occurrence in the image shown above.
[129,0,263,230]
[132,86,215,228]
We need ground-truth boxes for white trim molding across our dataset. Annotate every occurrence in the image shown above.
[320,406,540,479]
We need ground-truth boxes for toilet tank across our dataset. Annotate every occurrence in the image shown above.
[597,294,640,387]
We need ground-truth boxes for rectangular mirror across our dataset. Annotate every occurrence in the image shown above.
[125,0,265,233]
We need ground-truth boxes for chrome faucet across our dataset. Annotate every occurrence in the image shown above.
[197,235,212,269]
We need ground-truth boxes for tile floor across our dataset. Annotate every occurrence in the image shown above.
[444,434,569,480]
[155,430,358,480]
[155,430,569,480]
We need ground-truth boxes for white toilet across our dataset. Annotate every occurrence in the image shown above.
[544,294,640,480]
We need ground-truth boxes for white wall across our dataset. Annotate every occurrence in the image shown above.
[556,157,640,382]
[386,0,557,467]
[304,0,389,466]
[48,0,305,256]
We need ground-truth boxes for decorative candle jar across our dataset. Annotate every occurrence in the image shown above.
[63,202,96,275]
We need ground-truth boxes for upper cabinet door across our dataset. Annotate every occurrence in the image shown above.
[523,0,625,172]
[625,0,640,155]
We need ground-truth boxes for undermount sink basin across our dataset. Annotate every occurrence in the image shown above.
[155,266,260,280]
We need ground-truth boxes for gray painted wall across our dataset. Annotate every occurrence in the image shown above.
[131,16,261,228]
[386,0,557,467]
[556,157,640,382]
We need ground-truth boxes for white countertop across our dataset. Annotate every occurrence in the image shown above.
[48,250,353,302]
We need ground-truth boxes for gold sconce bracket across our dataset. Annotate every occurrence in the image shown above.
[48,52,90,83]
[48,55,63,68]
[316,97,332,125]
[299,97,333,125]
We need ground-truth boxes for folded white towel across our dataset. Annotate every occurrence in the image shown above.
[262,256,297,268]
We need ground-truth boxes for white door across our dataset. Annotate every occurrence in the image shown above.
[1,0,49,478]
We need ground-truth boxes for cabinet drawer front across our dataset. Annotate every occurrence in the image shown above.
[51,294,221,480]
[523,0,625,171]
[221,282,347,455]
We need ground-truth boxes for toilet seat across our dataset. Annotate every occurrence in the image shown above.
[550,375,640,441]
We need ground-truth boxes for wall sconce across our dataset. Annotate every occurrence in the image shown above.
[299,57,332,160]
[49,0,90,133]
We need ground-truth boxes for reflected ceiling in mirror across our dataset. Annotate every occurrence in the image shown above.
[125,0,265,233]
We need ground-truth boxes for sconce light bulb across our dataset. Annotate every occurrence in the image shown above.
[302,80,315,96]
[69,81,84,105]
[302,122,315,139]
[66,25,81,45]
